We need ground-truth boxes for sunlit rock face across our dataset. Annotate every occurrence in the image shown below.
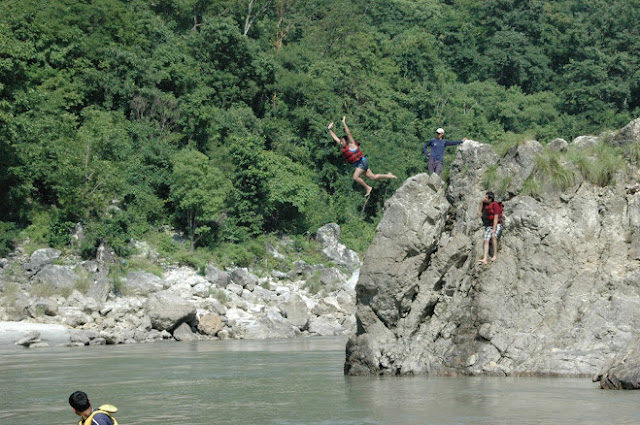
[346,120,640,377]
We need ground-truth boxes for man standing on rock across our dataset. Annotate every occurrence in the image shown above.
[422,128,466,175]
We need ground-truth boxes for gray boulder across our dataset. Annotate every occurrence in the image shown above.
[205,266,230,288]
[144,291,196,332]
[34,264,79,290]
[242,309,300,339]
[32,297,58,316]
[6,295,32,321]
[15,330,41,347]
[572,135,599,149]
[60,307,91,327]
[229,268,258,290]
[612,117,640,147]
[86,241,116,302]
[124,271,164,295]
[206,298,227,316]
[280,293,309,328]
[498,139,544,196]
[594,336,640,389]
[24,248,61,272]
[70,222,85,249]
[548,138,568,152]
[173,322,197,341]
[319,267,346,287]
[316,223,361,272]
[69,330,100,345]
[308,316,345,336]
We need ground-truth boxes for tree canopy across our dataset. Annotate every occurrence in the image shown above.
[1,0,638,254]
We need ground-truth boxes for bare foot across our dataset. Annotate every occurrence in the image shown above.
[365,187,373,197]
[477,259,488,265]
[490,257,497,262]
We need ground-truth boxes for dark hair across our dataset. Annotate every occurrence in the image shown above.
[486,191,495,202]
[69,391,91,411]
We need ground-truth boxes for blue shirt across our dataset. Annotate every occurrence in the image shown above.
[422,138,463,161]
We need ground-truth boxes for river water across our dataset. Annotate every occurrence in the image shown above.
[1,336,638,425]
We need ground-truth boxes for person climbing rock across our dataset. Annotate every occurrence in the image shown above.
[477,191,503,265]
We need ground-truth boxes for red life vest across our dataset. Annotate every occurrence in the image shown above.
[483,201,504,225]
[341,142,364,164]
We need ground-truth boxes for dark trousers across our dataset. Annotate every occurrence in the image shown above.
[428,158,443,175]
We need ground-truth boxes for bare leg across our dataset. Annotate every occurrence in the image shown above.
[365,169,397,180]
[490,236,498,261]
[353,168,372,197]
[478,240,490,264]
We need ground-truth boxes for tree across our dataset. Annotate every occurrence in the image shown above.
[170,149,229,251]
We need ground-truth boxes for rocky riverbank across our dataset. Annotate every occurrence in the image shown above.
[0,224,359,349]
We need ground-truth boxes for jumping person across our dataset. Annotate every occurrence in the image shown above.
[422,128,467,175]
[69,390,118,425]
[328,116,397,197]
[477,191,503,265]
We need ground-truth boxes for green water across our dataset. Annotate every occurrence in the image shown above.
[1,337,638,425]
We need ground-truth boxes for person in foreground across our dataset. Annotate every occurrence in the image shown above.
[328,116,397,197]
[422,127,467,175]
[477,191,503,265]
[69,390,118,425]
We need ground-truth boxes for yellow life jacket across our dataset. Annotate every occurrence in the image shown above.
[79,404,119,425]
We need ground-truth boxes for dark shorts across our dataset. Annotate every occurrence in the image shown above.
[353,157,369,170]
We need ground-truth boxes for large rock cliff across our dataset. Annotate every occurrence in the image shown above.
[345,118,640,377]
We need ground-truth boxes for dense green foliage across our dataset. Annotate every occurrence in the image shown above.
[1,0,639,256]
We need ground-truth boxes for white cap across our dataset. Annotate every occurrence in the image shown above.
[436,128,444,134]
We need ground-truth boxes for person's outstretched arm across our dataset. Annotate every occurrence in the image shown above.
[328,122,341,144]
[342,116,356,145]
[445,137,467,146]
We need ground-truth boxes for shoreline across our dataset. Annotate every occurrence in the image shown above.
[0,320,72,350]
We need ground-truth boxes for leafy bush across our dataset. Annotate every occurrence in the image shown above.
[340,220,378,255]
[79,219,132,259]
[0,222,19,257]
[174,249,212,272]
[212,238,266,268]
[122,257,165,277]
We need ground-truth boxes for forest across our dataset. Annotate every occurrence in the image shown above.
[1,0,639,261]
